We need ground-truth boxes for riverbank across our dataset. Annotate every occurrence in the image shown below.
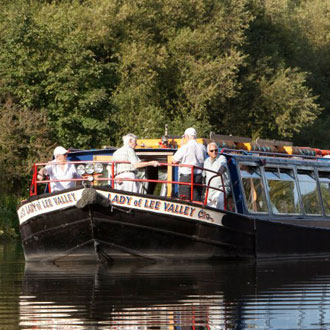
[0,194,19,241]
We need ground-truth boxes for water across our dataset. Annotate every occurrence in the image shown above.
[2,242,330,329]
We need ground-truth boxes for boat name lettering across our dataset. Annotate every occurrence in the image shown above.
[107,193,198,217]
[18,200,43,218]
[164,202,195,216]
[18,192,77,220]
[110,194,133,205]
[106,193,216,222]
[52,192,77,206]
[42,198,54,208]
[198,210,214,222]
[144,199,161,210]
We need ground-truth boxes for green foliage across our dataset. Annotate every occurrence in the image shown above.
[233,63,320,139]
[0,102,53,195]
[0,0,324,148]
[244,0,327,145]
[0,0,117,148]
[110,0,253,139]
[0,194,19,241]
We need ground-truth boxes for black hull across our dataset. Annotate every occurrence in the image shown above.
[18,187,330,262]
[19,187,255,262]
[20,206,255,262]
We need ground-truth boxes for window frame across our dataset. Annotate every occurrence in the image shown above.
[316,169,330,216]
[296,167,323,216]
[263,165,303,216]
[238,162,270,214]
[237,158,330,218]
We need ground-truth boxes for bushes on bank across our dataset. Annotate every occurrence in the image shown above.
[0,195,18,240]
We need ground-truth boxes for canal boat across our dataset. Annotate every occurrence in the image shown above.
[17,133,330,262]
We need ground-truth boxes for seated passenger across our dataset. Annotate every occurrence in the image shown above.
[203,142,227,208]
[37,146,81,192]
[112,133,159,193]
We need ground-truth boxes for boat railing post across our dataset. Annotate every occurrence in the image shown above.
[30,164,38,196]
[111,161,115,189]
[191,165,194,201]
[221,173,227,211]
[203,175,209,206]
[166,156,173,197]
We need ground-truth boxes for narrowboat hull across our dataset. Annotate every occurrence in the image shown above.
[17,186,330,262]
[18,186,255,262]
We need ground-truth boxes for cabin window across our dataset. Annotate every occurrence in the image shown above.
[265,167,301,215]
[240,164,268,213]
[318,171,330,215]
[297,169,321,215]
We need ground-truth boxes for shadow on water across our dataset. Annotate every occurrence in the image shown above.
[13,257,330,330]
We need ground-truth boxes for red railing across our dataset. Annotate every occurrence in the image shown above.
[29,160,229,209]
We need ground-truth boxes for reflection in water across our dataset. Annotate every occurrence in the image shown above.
[2,243,330,329]
[15,258,330,329]
[0,242,24,329]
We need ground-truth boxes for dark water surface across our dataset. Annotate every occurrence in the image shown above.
[2,243,330,329]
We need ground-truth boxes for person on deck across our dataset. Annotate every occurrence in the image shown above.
[172,127,206,201]
[112,133,159,193]
[37,146,81,192]
[203,142,227,209]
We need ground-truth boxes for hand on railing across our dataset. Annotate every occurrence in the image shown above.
[149,161,160,167]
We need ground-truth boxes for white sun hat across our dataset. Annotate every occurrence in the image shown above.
[183,127,197,137]
[53,146,68,156]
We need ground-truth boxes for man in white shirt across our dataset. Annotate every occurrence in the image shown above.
[172,128,206,201]
[203,142,227,208]
[37,146,80,192]
[112,133,159,193]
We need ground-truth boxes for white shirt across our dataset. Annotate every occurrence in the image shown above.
[173,139,206,175]
[203,155,227,208]
[112,145,141,175]
[203,155,227,188]
[44,161,79,192]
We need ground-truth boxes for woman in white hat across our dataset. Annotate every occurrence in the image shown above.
[37,146,80,192]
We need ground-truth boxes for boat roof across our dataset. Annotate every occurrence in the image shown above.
[65,133,330,167]
[224,150,330,168]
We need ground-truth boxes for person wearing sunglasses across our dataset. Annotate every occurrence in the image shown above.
[203,142,227,208]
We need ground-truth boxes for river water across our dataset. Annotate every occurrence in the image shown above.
[2,242,330,329]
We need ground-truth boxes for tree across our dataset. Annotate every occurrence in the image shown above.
[0,100,53,195]
[0,0,117,148]
[109,0,253,138]
[244,0,328,146]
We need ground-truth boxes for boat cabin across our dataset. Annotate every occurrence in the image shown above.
[229,152,330,218]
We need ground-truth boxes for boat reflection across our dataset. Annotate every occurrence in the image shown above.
[20,259,330,329]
